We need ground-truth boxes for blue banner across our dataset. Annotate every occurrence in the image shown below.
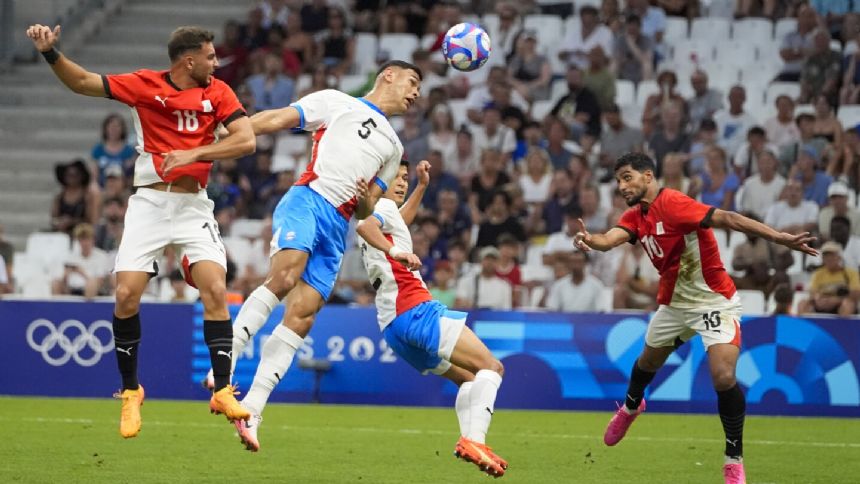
[2,300,859,416]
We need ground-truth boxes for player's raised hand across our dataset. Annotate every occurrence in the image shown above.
[573,218,593,252]
[775,231,819,256]
[416,160,431,186]
[393,251,422,271]
[26,24,61,52]
[355,177,369,202]
[162,150,199,176]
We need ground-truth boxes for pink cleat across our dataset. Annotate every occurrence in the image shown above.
[723,462,746,484]
[603,399,646,446]
[234,414,262,452]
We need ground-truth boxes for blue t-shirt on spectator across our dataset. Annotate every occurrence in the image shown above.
[245,74,295,111]
[798,172,833,206]
[811,0,858,15]
[91,143,136,185]
[700,171,740,210]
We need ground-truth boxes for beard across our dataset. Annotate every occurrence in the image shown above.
[625,187,646,206]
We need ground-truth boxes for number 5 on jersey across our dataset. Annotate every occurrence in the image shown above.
[358,118,377,139]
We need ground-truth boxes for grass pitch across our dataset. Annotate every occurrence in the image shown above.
[0,397,857,483]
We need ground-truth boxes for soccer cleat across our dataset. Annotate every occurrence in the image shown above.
[723,462,746,484]
[114,385,145,439]
[201,369,214,391]
[604,398,646,446]
[234,413,263,452]
[209,385,250,422]
[454,436,506,478]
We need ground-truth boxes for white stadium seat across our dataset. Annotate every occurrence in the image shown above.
[635,79,659,107]
[691,17,731,42]
[354,33,378,76]
[774,18,797,41]
[379,34,419,66]
[615,79,635,106]
[523,15,564,49]
[672,39,715,64]
[230,219,265,240]
[838,105,860,129]
[737,289,767,315]
[480,13,500,35]
[765,82,801,104]
[664,17,688,42]
[531,99,555,120]
[732,18,774,46]
[715,40,758,68]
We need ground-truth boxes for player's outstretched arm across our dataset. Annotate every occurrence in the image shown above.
[249,107,302,135]
[709,209,819,256]
[355,179,386,220]
[399,160,430,226]
[162,116,255,175]
[573,218,632,252]
[356,217,422,270]
[26,24,105,97]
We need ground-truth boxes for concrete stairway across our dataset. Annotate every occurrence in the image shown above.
[0,0,249,249]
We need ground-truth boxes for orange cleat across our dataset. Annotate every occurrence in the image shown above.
[209,385,250,422]
[115,385,145,439]
[454,436,507,478]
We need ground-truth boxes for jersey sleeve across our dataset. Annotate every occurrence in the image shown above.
[615,208,640,244]
[290,89,333,131]
[670,191,717,233]
[371,199,399,233]
[102,71,145,105]
[374,155,402,193]
[213,82,246,127]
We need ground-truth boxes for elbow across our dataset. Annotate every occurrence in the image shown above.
[240,134,256,156]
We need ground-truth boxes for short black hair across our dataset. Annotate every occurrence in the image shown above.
[614,152,656,174]
[580,5,599,16]
[832,215,851,227]
[168,26,215,62]
[377,60,423,81]
[747,126,766,137]
[796,113,815,125]
[400,158,410,167]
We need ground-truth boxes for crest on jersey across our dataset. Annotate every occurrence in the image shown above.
[656,221,665,235]
[201,99,213,113]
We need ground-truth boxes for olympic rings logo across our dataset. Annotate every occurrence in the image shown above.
[26,319,114,367]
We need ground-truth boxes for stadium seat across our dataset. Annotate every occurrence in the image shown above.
[795,103,815,115]
[379,34,420,65]
[598,287,613,312]
[340,74,367,94]
[524,15,564,49]
[481,13,500,35]
[765,82,801,104]
[13,252,51,297]
[448,99,469,129]
[231,219,265,240]
[521,263,553,284]
[774,18,797,41]
[664,17,688,42]
[550,78,568,103]
[838,105,860,129]
[531,99,555,120]
[222,236,253,271]
[672,39,715,64]
[635,79,660,107]
[701,63,741,92]
[732,18,774,46]
[715,40,758,69]
[294,74,312,96]
[621,103,644,129]
[830,39,843,53]
[354,33,378,76]
[25,232,70,258]
[615,79,635,106]
[526,285,546,308]
[691,17,731,42]
[737,289,766,315]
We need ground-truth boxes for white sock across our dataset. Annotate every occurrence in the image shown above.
[241,325,303,415]
[231,286,280,374]
[455,381,474,437]
[467,370,502,444]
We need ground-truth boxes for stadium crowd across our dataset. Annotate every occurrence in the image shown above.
[28,0,860,317]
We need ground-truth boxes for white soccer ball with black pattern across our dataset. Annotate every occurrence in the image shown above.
[442,22,491,72]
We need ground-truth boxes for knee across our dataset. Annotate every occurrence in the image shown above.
[711,367,737,391]
[637,356,663,373]
[199,280,227,308]
[285,309,316,337]
[481,358,504,377]
[115,284,140,316]
[274,269,299,295]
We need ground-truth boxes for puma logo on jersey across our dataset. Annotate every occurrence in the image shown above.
[155,95,169,107]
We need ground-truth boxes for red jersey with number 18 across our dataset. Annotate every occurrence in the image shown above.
[615,188,736,309]
[102,69,245,188]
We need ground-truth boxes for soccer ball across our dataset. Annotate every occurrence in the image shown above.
[442,22,491,72]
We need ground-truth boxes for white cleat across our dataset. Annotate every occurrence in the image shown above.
[234,413,262,452]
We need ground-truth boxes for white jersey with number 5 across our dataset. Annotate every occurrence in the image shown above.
[292,89,403,218]
[359,198,433,330]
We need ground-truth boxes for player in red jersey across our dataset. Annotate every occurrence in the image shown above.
[26,24,256,437]
[574,153,817,484]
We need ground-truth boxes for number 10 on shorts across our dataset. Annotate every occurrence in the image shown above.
[703,311,722,331]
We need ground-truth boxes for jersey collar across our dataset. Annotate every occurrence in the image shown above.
[163,72,184,92]
[358,97,386,118]
[640,187,664,215]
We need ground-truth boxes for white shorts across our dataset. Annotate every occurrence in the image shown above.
[114,188,226,274]
[646,295,743,350]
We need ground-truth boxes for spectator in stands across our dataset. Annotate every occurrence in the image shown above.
[658,0,699,18]
[542,117,575,169]
[776,4,818,82]
[772,283,794,315]
[688,119,719,177]
[470,148,512,213]
[245,52,295,111]
[545,251,606,312]
[398,108,430,164]
[599,104,644,180]
[612,14,654,85]
[791,146,833,205]
[829,127,860,187]
[416,150,460,213]
[731,213,792,299]
[543,207,582,265]
[0,224,12,284]
[298,64,336,99]
[733,126,779,179]
[687,70,723,133]
[583,47,617,111]
[659,152,699,197]
[241,148,277,219]
[780,113,828,169]
[253,26,302,78]
[819,181,860,237]
[551,66,603,140]
[625,0,666,58]
[454,246,513,309]
[427,104,458,169]
[713,85,758,157]
[513,121,544,164]
[488,2,523,65]
[647,101,690,175]
[519,148,553,206]
[699,146,740,210]
[798,241,860,316]
[475,190,527,248]
[841,28,860,104]
[764,95,801,154]
[258,0,289,30]
[540,169,579,235]
[473,105,517,165]
[451,129,479,183]
[828,214,860,271]
[91,114,136,187]
[0,253,9,294]
[52,159,99,235]
[51,223,111,299]
[812,94,844,149]
[215,20,249,87]
[411,49,448,93]
[465,66,530,124]
[283,13,315,74]
[579,184,610,232]
[800,29,842,103]
[738,149,787,220]
[300,0,329,34]
[601,0,624,34]
[508,30,552,102]
[428,259,457,307]
[613,242,659,310]
[235,218,273,296]
[313,8,355,77]
[94,196,125,253]
[242,7,269,51]
[559,5,614,69]
[642,70,686,133]
[495,233,522,298]
[765,179,820,232]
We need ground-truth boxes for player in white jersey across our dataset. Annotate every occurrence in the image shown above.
[210,61,423,448]
[355,160,508,477]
